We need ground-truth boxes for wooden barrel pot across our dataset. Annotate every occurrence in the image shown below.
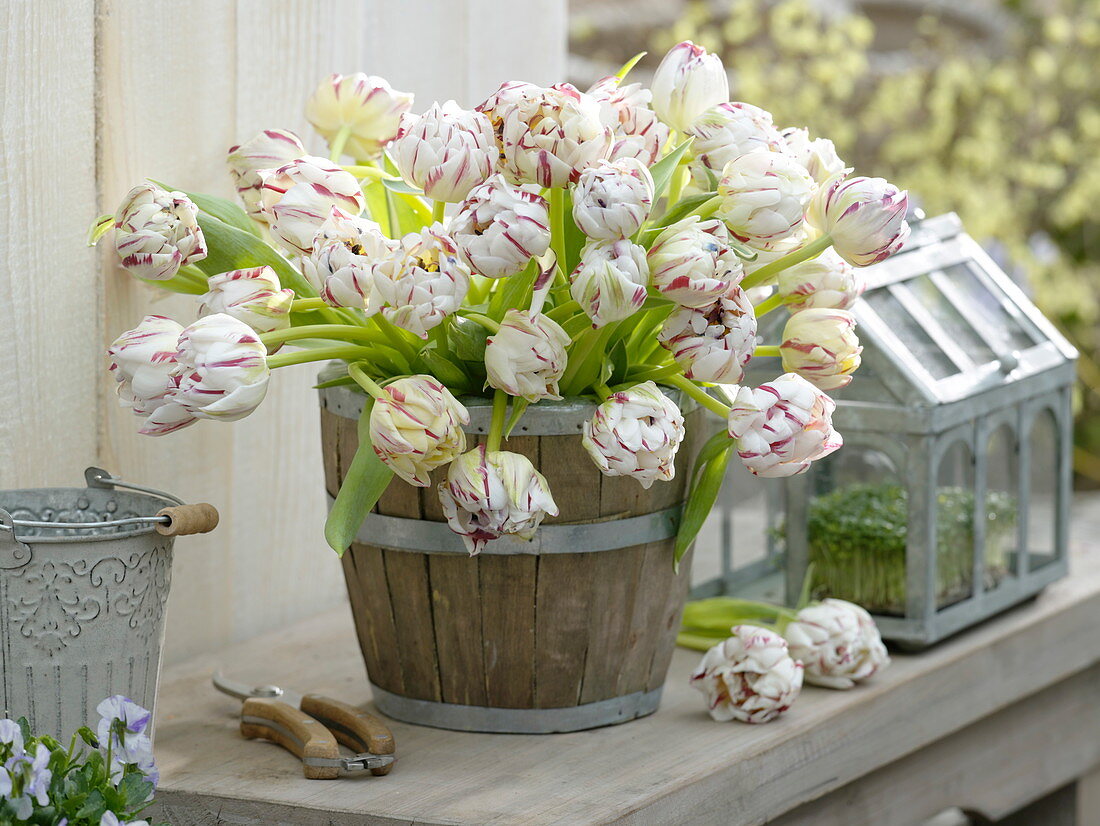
[318,382,699,734]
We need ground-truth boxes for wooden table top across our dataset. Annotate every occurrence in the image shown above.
[151,498,1100,826]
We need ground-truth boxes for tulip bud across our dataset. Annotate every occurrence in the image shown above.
[726,373,842,477]
[809,174,910,267]
[582,381,685,489]
[780,127,847,185]
[785,599,890,689]
[449,174,550,278]
[686,102,785,190]
[484,309,570,402]
[302,208,396,310]
[776,248,863,312]
[199,266,294,334]
[650,41,729,132]
[369,375,470,487]
[572,157,654,240]
[106,315,195,437]
[226,128,306,218]
[689,625,803,723]
[659,286,757,383]
[780,308,862,390]
[439,446,559,555]
[649,217,743,308]
[499,83,612,188]
[717,150,814,245]
[173,314,270,422]
[570,239,649,328]
[259,156,366,255]
[373,225,470,338]
[392,101,496,203]
[112,184,207,281]
[587,75,670,167]
[305,73,413,159]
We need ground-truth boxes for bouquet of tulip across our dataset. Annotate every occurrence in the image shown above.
[0,696,161,825]
[93,41,909,558]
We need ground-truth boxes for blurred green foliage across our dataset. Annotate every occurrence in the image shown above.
[647,0,1100,481]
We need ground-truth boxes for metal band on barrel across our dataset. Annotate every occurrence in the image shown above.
[368,683,663,734]
[330,497,683,555]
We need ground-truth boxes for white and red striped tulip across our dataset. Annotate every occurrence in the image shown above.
[650,41,729,133]
[659,286,757,384]
[226,128,306,218]
[785,599,890,689]
[572,157,654,240]
[810,174,910,266]
[392,101,496,203]
[686,102,785,190]
[258,156,366,255]
[570,238,649,328]
[449,174,550,278]
[106,315,193,437]
[582,381,685,489]
[498,83,612,188]
[369,375,470,487]
[717,150,814,245]
[303,208,396,310]
[439,446,559,555]
[587,75,669,167]
[780,308,862,390]
[776,248,863,312]
[690,625,804,724]
[112,184,207,281]
[485,309,570,402]
[199,266,294,334]
[649,217,743,308]
[305,73,413,160]
[780,127,847,185]
[726,373,843,478]
[172,314,270,422]
[373,225,470,338]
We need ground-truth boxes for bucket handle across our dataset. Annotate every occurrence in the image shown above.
[0,468,219,539]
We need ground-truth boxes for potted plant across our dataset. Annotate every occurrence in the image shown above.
[92,41,908,731]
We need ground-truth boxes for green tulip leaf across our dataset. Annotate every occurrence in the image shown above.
[649,138,694,204]
[675,441,732,566]
[153,182,261,238]
[324,399,394,555]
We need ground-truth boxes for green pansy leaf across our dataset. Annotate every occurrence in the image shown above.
[324,398,394,555]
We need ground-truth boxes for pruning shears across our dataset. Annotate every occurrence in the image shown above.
[212,671,395,779]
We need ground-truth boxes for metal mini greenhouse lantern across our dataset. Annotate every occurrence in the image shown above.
[695,213,1077,648]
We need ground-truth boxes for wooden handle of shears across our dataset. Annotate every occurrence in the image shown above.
[240,697,341,779]
[301,693,396,776]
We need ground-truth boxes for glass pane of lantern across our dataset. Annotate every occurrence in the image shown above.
[863,288,959,380]
[935,440,976,608]
[908,273,998,366]
[1027,409,1059,571]
[940,262,1042,354]
[984,424,1020,590]
[805,443,907,616]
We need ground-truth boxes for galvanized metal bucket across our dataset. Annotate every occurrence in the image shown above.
[0,467,218,739]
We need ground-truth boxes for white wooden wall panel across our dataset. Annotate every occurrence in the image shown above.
[3,0,566,665]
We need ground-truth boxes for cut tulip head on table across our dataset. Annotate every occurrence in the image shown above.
[212,671,395,779]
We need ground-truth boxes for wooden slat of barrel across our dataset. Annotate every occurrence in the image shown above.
[614,542,675,696]
[342,545,405,695]
[533,552,595,708]
[383,550,442,702]
[480,553,537,708]
[579,545,644,704]
[429,554,488,706]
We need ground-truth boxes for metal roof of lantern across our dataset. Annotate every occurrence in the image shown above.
[749,212,1078,434]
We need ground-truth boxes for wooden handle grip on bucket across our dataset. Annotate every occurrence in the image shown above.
[155,504,219,536]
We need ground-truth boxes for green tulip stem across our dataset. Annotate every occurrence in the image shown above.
[266,345,376,370]
[754,345,782,358]
[459,312,501,334]
[666,130,688,205]
[348,362,386,400]
[487,389,509,452]
[753,293,785,317]
[372,315,421,364]
[291,297,329,312]
[260,324,382,348]
[741,234,834,289]
[663,374,731,418]
[328,125,354,162]
[694,195,722,220]
[549,187,568,278]
[432,199,447,224]
[594,381,613,402]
